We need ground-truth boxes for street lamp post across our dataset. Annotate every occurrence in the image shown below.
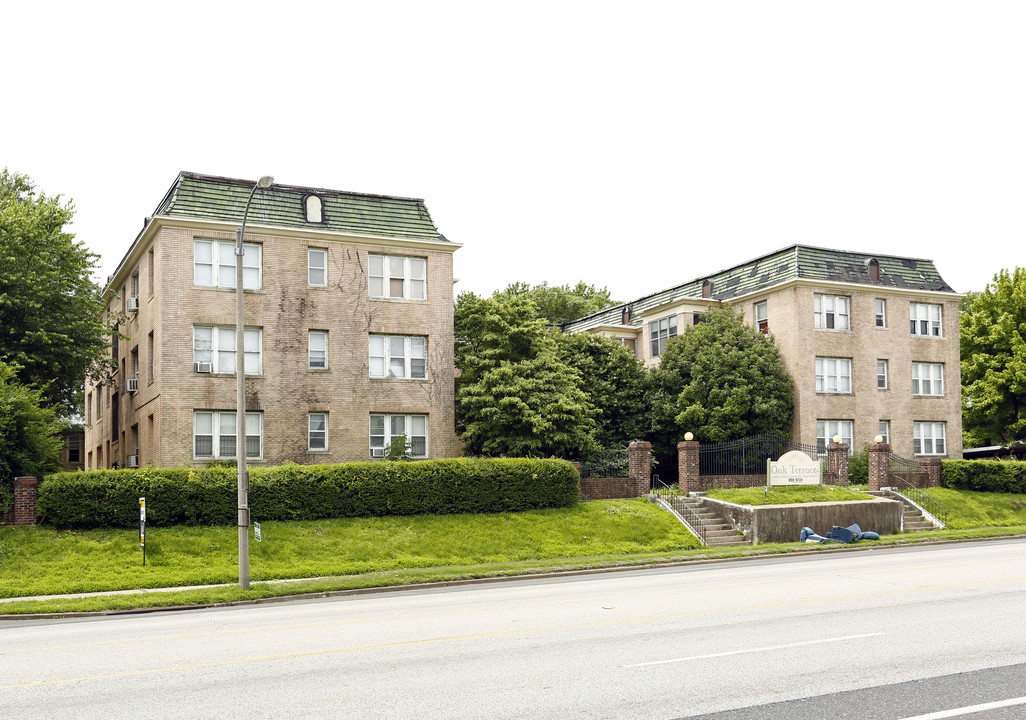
[236,175,273,589]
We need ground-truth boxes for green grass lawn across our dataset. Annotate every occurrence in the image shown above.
[704,485,874,505]
[0,499,700,599]
[925,487,1026,529]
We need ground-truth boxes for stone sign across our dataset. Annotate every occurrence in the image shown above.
[767,450,822,487]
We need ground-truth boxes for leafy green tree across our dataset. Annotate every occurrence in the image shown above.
[647,305,794,453]
[0,169,108,416]
[492,281,617,326]
[455,292,599,458]
[960,267,1026,446]
[555,331,646,449]
[0,361,64,485]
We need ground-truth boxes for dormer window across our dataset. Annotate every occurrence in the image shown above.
[304,194,323,223]
[702,280,713,299]
[866,257,880,282]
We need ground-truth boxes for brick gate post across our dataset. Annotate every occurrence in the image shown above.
[827,442,850,485]
[13,476,39,525]
[921,458,941,488]
[678,438,700,495]
[868,442,890,492]
[627,441,651,496]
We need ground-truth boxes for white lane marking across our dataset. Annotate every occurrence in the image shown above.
[625,632,885,667]
[898,695,1026,719]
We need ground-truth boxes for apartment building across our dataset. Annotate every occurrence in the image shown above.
[564,245,963,459]
[84,172,460,469]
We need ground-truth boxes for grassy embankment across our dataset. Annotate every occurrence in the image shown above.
[1,489,1023,615]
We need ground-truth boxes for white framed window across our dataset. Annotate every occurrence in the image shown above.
[816,419,853,455]
[878,420,890,444]
[910,302,942,337]
[755,301,768,334]
[194,240,261,290]
[877,360,888,389]
[368,254,426,300]
[649,315,678,357]
[369,414,427,458]
[194,326,262,374]
[308,248,327,286]
[308,412,327,451]
[369,335,427,379]
[814,294,850,331]
[914,421,946,456]
[875,299,887,328]
[815,357,852,393]
[308,331,327,369]
[193,411,263,459]
[912,362,944,396]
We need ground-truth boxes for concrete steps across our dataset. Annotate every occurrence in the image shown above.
[867,489,937,532]
[679,497,751,547]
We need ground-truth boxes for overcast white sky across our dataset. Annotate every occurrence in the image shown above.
[4,1,1023,303]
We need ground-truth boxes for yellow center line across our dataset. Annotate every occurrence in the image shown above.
[4,574,1024,692]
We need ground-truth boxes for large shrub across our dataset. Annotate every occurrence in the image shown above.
[37,458,579,529]
[941,460,1026,494]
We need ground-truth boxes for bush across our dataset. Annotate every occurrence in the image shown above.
[0,481,12,516]
[848,447,869,485]
[37,458,580,529]
[941,460,1026,494]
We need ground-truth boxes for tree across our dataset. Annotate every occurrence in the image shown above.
[455,292,599,458]
[555,331,647,449]
[0,169,109,416]
[0,361,64,485]
[960,267,1026,446]
[491,281,617,326]
[647,305,794,453]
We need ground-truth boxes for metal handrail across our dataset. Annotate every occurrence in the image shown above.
[887,475,948,528]
[651,478,708,545]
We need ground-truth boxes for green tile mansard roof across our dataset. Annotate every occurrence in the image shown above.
[154,171,446,241]
[563,244,956,333]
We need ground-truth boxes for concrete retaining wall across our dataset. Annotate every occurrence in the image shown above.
[701,497,904,544]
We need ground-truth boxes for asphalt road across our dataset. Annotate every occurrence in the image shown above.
[2,539,1025,719]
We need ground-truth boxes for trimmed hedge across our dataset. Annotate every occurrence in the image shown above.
[941,460,1026,494]
[37,458,580,529]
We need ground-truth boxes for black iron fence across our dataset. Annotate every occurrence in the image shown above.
[887,453,948,527]
[699,433,820,477]
[580,449,629,479]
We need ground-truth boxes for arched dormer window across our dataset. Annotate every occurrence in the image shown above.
[866,257,880,282]
[304,194,323,223]
[702,280,714,299]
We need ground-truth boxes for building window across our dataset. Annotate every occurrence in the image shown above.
[309,331,328,369]
[755,302,768,334]
[308,248,327,286]
[194,411,263,459]
[814,294,850,331]
[875,299,886,328]
[147,248,155,298]
[877,360,888,389]
[369,335,427,379]
[816,420,853,455]
[912,362,944,396]
[878,420,890,444]
[914,421,946,456]
[194,326,262,374]
[369,254,426,300]
[131,271,139,301]
[304,195,323,223]
[369,414,427,458]
[67,435,81,464]
[649,315,678,357]
[815,357,852,394]
[147,332,154,384]
[308,412,327,450]
[194,240,261,290]
[910,303,942,337]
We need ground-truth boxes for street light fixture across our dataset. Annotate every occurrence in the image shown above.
[236,175,273,589]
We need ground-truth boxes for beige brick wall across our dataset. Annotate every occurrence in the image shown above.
[86,222,458,468]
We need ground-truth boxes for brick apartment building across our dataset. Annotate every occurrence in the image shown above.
[564,245,963,459]
[84,172,460,469]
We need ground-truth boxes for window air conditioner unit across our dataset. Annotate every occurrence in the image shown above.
[125,378,138,393]
[126,297,139,312]
[194,361,213,373]
[127,455,139,468]
[370,448,385,458]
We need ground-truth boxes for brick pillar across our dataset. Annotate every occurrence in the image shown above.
[628,441,651,495]
[868,442,890,491]
[921,458,941,488]
[827,442,849,486]
[13,476,39,525]
[678,440,700,494]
